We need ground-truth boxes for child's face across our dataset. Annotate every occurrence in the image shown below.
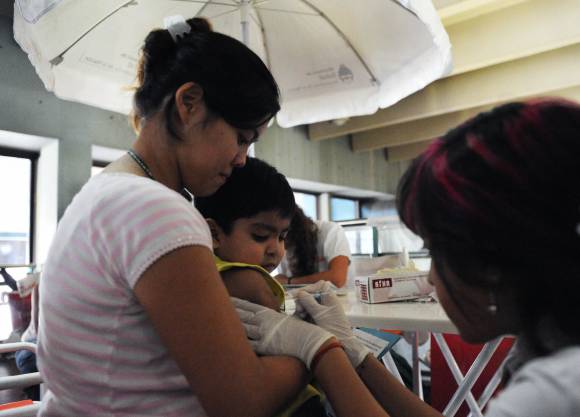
[214,211,290,273]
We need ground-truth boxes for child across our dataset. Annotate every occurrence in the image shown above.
[195,157,328,417]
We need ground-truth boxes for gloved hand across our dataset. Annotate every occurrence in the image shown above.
[288,280,330,319]
[232,297,334,369]
[293,281,370,368]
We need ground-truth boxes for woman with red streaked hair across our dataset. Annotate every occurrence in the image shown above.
[235,99,580,417]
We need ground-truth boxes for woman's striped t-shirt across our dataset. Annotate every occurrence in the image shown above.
[37,173,212,416]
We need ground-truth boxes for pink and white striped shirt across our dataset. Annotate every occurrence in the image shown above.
[38,173,212,416]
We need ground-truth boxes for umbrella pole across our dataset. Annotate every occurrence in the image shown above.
[240,0,250,45]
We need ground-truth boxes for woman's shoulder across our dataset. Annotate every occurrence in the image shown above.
[87,173,196,212]
[485,346,580,417]
[517,346,580,382]
[79,173,207,238]
[90,172,180,197]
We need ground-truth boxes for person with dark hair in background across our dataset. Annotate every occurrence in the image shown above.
[235,99,580,417]
[276,207,352,288]
[36,16,313,417]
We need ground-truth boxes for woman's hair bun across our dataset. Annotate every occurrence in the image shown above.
[186,17,213,33]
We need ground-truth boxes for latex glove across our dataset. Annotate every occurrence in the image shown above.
[294,282,370,368]
[232,297,333,369]
[288,280,330,319]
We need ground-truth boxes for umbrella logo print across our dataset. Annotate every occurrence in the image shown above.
[338,64,354,83]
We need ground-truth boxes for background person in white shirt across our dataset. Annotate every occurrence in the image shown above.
[276,207,352,288]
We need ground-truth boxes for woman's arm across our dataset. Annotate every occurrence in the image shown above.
[233,298,390,417]
[355,355,443,417]
[295,284,443,417]
[276,255,349,287]
[134,245,307,417]
[313,341,390,417]
[312,345,443,417]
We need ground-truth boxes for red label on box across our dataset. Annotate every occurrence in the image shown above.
[372,278,392,289]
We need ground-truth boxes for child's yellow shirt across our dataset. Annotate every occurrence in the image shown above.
[214,256,325,417]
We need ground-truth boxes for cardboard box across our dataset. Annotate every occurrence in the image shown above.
[355,270,431,303]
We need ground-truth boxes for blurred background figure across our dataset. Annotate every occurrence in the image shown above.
[276,207,351,288]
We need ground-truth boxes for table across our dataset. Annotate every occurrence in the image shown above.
[340,290,510,417]
[340,291,457,334]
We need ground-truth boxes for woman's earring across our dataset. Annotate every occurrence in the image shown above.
[486,268,500,315]
[487,291,498,315]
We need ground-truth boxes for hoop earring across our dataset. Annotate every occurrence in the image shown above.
[487,291,498,315]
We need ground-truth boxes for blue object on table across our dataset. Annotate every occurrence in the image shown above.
[355,327,402,360]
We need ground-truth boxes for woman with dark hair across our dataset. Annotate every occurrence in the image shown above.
[235,99,580,417]
[276,207,352,288]
[36,16,315,417]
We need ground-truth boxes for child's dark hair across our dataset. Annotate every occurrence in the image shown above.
[285,206,319,277]
[195,157,296,233]
[133,17,280,138]
[397,99,580,354]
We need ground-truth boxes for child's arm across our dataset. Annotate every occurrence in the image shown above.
[221,268,281,311]
[277,255,349,288]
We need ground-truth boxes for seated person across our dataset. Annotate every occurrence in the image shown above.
[276,207,352,288]
[195,157,327,417]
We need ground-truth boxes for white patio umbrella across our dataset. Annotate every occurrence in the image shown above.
[13,0,452,128]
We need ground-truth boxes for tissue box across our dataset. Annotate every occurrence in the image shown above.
[355,270,430,304]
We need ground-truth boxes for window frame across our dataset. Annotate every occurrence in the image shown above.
[293,189,319,220]
[0,146,39,264]
[91,159,108,177]
[92,159,108,169]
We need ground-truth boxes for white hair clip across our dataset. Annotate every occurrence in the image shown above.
[163,15,191,43]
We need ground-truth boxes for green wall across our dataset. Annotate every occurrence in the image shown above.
[0,15,135,218]
[256,124,409,195]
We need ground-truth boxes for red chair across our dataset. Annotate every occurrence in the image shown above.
[430,334,514,416]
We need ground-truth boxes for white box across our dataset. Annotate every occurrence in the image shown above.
[355,270,431,304]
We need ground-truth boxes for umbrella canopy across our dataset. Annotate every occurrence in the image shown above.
[13,0,452,127]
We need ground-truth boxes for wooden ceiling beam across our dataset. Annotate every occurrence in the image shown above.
[352,85,580,153]
[447,0,580,75]
[384,141,432,163]
[310,42,580,141]
[353,106,486,152]
[437,0,528,27]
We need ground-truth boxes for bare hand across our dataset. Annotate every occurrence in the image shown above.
[275,274,289,284]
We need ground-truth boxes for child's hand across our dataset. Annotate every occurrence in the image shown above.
[232,297,334,370]
[274,274,289,284]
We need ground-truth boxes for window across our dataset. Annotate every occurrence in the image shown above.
[330,197,359,221]
[0,148,38,265]
[91,160,107,177]
[294,191,318,220]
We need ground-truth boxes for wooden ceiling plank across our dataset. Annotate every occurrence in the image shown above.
[354,85,580,152]
[310,43,580,141]
[447,0,580,75]
[437,0,528,26]
[385,141,432,163]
